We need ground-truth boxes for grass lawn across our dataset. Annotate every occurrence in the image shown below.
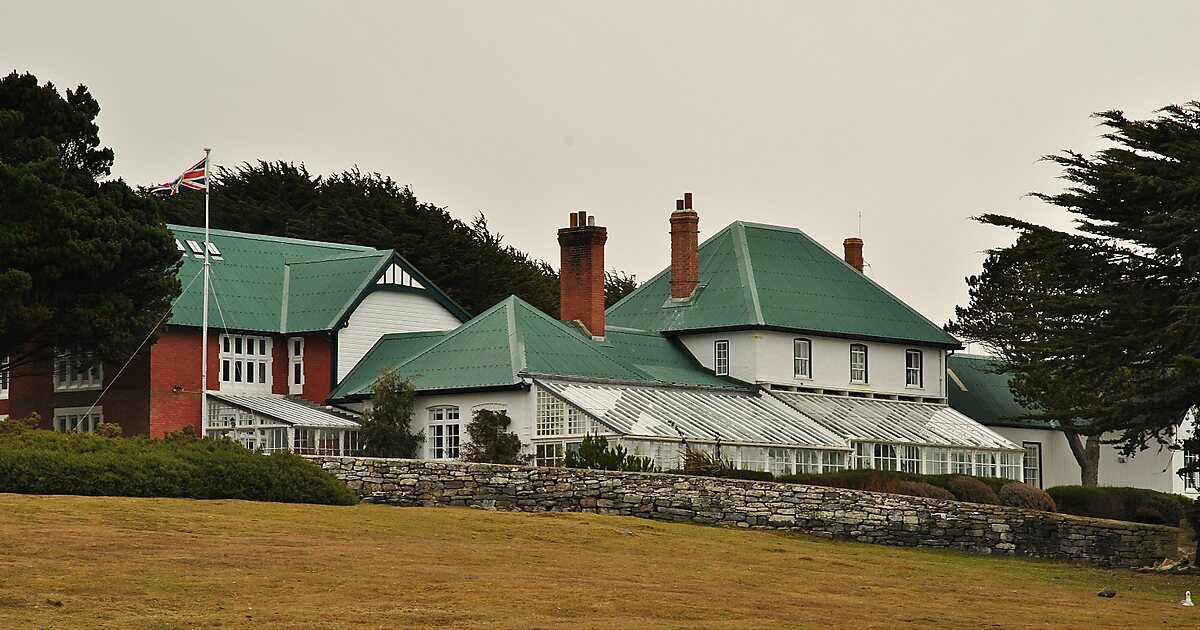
[0,494,1196,629]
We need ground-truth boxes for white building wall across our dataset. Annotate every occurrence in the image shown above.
[336,290,462,382]
[992,425,1195,496]
[679,330,946,398]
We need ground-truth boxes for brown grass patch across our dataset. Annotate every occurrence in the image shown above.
[0,493,1195,628]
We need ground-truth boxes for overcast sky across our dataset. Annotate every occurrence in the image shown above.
[5,1,1200,334]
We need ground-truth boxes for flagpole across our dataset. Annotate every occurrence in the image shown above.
[200,147,212,436]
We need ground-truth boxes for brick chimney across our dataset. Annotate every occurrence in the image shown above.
[559,211,607,338]
[670,192,700,300]
[843,237,864,273]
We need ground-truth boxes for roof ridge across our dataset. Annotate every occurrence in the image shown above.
[732,223,765,325]
[168,224,376,252]
[287,251,389,265]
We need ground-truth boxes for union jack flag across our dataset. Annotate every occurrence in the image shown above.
[149,156,207,196]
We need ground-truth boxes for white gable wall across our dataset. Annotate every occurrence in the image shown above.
[336,290,462,382]
[678,330,946,398]
[992,424,1195,495]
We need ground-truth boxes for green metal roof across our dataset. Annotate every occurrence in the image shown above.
[946,354,1048,429]
[327,330,449,401]
[329,296,740,401]
[606,221,962,348]
[168,225,468,334]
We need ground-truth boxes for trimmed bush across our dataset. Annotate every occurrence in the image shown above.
[898,481,955,501]
[998,482,1057,512]
[0,430,356,505]
[947,476,1000,504]
[1047,485,1188,526]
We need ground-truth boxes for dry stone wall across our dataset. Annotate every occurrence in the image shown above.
[313,457,1177,568]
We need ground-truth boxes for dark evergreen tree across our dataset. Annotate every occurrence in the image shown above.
[949,102,1200,485]
[0,71,181,370]
[358,369,422,458]
[154,160,639,317]
[461,408,526,464]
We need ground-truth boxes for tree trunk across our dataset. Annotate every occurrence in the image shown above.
[1063,430,1101,486]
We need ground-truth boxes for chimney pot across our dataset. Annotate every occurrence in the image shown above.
[569,212,579,228]
[676,199,684,211]
[684,192,693,210]
[843,237,864,273]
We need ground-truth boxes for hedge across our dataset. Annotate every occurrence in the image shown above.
[1046,485,1187,526]
[0,429,357,505]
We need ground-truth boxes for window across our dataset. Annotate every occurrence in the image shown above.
[289,337,304,395]
[796,449,822,474]
[924,448,950,474]
[714,340,729,376]
[873,443,898,471]
[769,448,793,476]
[974,451,996,478]
[1184,445,1200,492]
[900,445,921,473]
[0,356,8,400]
[793,339,812,379]
[905,349,923,388]
[536,390,565,436]
[1023,442,1043,488]
[293,428,343,455]
[854,442,871,469]
[53,351,102,391]
[999,451,1023,481]
[343,431,360,455]
[54,406,103,433]
[951,450,973,474]
[429,406,461,460]
[536,443,565,467]
[849,344,868,383]
[220,334,271,393]
[822,450,847,473]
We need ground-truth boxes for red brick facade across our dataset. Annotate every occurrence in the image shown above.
[4,327,337,438]
[558,211,607,338]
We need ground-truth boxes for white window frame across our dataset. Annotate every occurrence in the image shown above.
[900,444,921,473]
[1023,442,1043,488]
[53,351,103,391]
[714,340,730,377]
[54,406,103,433]
[793,338,812,379]
[821,450,847,473]
[849,344,868,384]
[288,337,304,395]
[974,451,997,478]
[905,349,923,388]
[873,443,898,471]
[428,406,461,460]
[220,334,272,394]
[536,389,565,437]
[1184,446,1199,492]
[951,450,973,475]
[535,442,565,467]
[0,356,8,400]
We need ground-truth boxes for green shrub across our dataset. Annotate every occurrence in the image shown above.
[1046,485,1188,525]
[564,434,661,472]
[947,476,1000,504]
[899,481,955,500]
[997,482,1057,512]
[94,422,123,438]
[0,430,356,505]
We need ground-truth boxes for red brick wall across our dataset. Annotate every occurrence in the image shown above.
[301,334,332,403]
[149,328,218,438]
[558,212,607,338]
[3,349,149,435]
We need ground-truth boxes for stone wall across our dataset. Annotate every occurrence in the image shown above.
[313,457,1178,568]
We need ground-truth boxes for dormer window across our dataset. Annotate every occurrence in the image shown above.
[714,340,730,376]
[849,344,868,384]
